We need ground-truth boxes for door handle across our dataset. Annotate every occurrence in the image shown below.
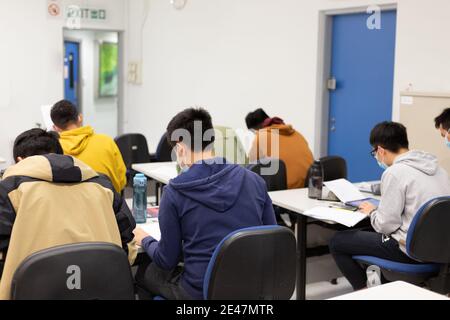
[330,118,336,132]
[327,77,337,91]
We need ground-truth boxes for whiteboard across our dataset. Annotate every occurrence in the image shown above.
[399,92,450,173]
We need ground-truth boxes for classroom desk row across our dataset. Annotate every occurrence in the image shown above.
[130,162,380,300]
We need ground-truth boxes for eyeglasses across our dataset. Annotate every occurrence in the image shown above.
[370,148,378,158]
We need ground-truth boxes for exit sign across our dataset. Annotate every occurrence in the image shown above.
[66,7,107,21]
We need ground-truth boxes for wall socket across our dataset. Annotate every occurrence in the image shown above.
[127,61,142,85]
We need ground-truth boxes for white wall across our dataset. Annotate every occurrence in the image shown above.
[123,0,450,155]
[0,0,125,166]
[64,30,119,138]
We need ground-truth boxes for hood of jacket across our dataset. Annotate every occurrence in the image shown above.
[265,124,296,136]
[59,126,95,156]
[3,154,98,183]
[169,158,245,212]
[393,150,439,176]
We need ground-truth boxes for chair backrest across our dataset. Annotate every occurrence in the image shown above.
[406,197,450,264]
[115,133,151,168]
[248,158,287,191]
[305,155,347,187]
[155,133,174,162]
[11,242,135,300]
[203,226,296,300]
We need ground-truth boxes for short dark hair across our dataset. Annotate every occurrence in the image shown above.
[13,128,63,162]
[166,108,215,152]
[370,121,409,153]
[245,108,269,130]
[434,108,450,131]
[51,100,79,130]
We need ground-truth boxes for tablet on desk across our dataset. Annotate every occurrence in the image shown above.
[346,198,380,208]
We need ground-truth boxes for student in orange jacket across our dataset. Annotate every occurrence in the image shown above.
[51,100,127,193]
[246,108,314,189]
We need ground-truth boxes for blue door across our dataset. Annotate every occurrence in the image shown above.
[64,41,80,108]
[328,11,396,182]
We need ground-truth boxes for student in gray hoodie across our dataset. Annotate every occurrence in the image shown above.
[329,121,450,290]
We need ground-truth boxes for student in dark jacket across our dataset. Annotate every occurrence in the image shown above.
[133,108,277,300]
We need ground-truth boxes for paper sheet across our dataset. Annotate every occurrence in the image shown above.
[324,179,366,203]
[139,222,161,241]
[41,105,55,131]
[304,206,367,227]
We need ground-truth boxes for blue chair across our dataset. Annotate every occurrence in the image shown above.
[203,225,296,300]
[353,197,450,294]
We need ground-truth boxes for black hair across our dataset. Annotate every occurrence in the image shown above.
[245,108,270,130]
[13,128,63,162]
[434,108,450,131]
[51,100,79,130]
[370,121,409,153]
[166,108,215,152]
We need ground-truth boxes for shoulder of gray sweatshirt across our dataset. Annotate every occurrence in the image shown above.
[371,150,450,254]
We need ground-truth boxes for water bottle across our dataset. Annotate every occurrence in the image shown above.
[133,173,147,224]
[308,160,323,199]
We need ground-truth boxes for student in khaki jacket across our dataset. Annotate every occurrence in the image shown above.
[51,100,127,193]
[0,129,136,299]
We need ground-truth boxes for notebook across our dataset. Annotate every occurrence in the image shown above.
[323,179,380,208]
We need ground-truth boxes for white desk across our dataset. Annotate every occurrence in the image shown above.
[0,157,5,164]
[268,185,380,301]
[330,281,449,300]
[132,162,178,185]
[132,162,178,204]
[125,198,161,254]
[268,185,379,218]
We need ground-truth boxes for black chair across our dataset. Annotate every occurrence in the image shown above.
[354,197,450,294]
[304,155,347,187]
[115,133,152,167]
[115,133,152,174]
[247,158,287,191]
[11,242,135,300]
[154,133,174,162]
[203,226,296,300]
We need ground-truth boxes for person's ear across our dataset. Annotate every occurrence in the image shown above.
[377,146,386,157]
[78,114,83,126]
[16,156,24,163]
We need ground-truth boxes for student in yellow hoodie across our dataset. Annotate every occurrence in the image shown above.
[246,108,314,189]
[51,100,127,193]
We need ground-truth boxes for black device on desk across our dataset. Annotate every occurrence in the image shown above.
[371,183,381,196]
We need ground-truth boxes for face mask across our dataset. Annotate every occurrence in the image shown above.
[375,154,388,170]
[444,133,450,148]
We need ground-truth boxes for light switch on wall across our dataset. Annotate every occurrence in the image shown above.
[128,62,142,85]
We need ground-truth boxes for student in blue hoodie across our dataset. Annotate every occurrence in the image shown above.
[133,108,277,300]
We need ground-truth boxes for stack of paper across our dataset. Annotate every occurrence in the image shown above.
[323,179,366,203]
[304,206,367,227]
[140,222,161,241]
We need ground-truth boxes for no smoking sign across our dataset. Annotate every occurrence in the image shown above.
[47,0,62,18]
